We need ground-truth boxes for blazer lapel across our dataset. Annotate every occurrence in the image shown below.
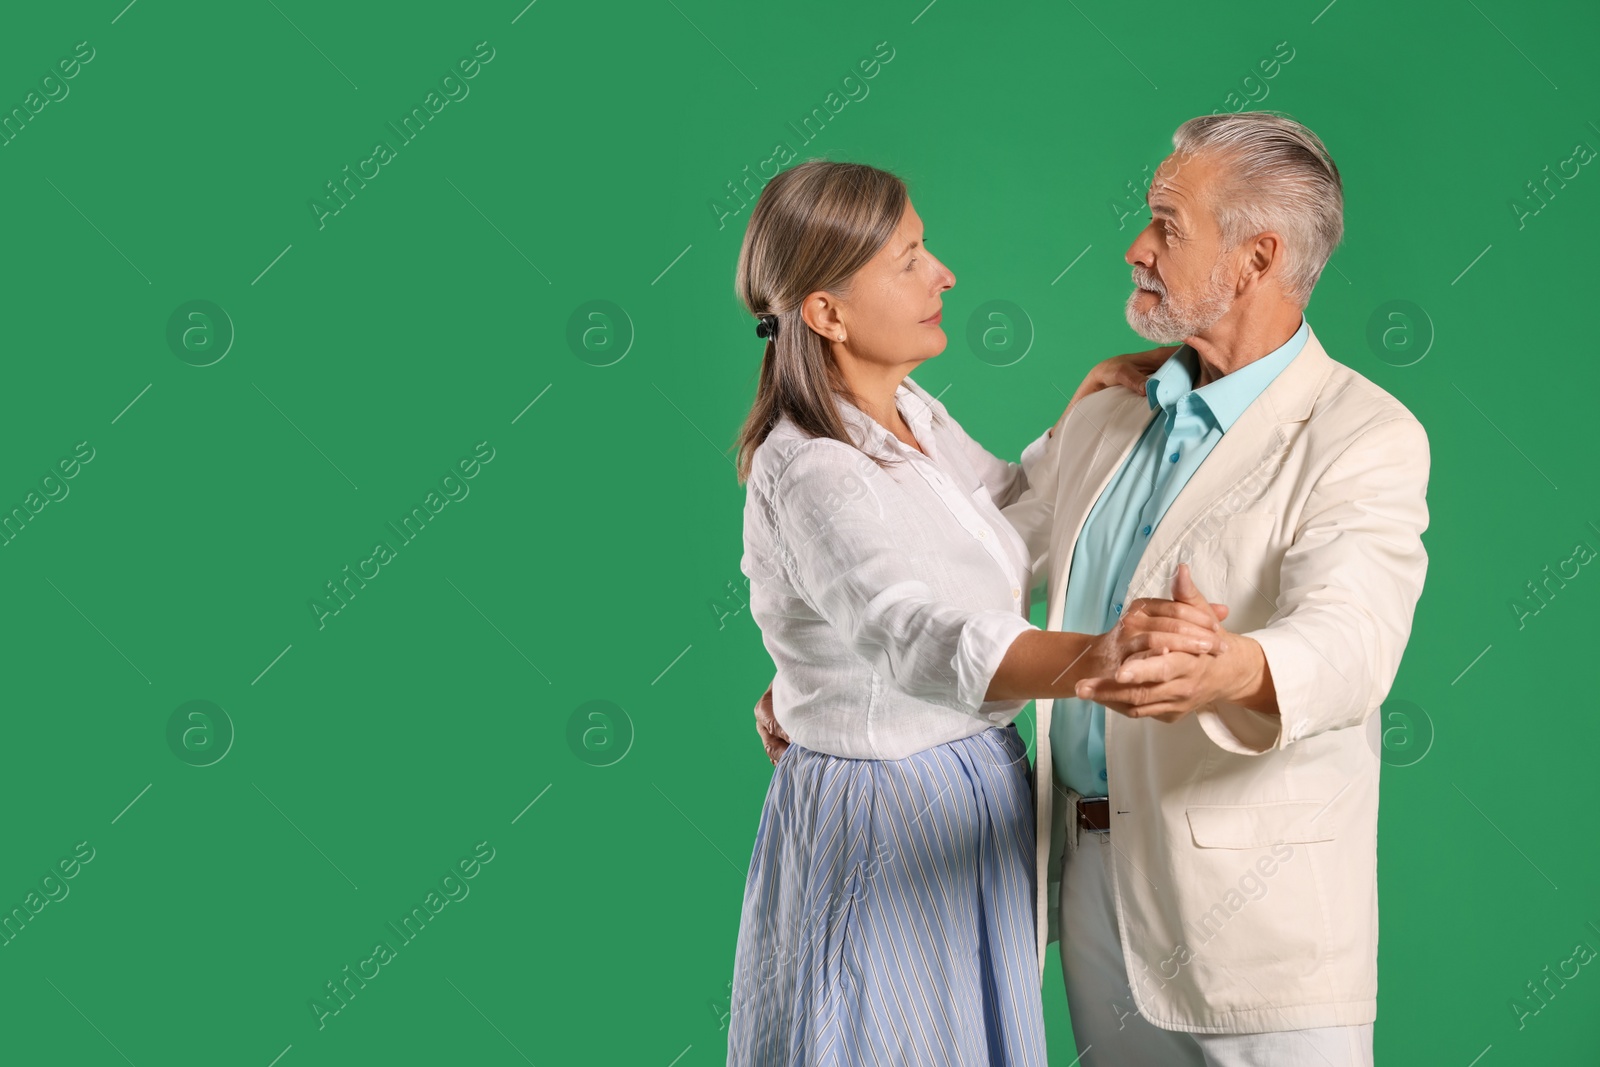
[1128,328,1338,596]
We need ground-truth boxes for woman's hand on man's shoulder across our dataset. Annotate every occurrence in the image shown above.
[1052,345,1179,436]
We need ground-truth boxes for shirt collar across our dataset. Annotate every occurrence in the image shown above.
[1146,315,1310,432]
[834,379,936,456]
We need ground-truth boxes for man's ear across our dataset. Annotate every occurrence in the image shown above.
[1243,232,1284,292]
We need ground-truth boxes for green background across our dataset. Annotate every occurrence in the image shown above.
[0,0,1595,1063]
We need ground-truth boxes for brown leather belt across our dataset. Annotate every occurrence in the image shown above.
[1076,796,1111,833]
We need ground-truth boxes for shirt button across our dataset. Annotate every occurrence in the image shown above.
[977,529,988,540]
[1010,587,1021,599]
[1169,451,1180,463]
[1141,524,1152,536]
[1099,768,1108,782]
[1114,602,1123,614]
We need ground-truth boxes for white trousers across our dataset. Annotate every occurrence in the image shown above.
[1058,826,1374,1067]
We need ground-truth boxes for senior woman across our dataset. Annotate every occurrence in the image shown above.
[727,161,1228,1066]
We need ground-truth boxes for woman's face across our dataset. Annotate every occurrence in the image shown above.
[813,199,956,369]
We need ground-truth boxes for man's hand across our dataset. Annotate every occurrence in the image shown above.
[754,682,790,766]
[1077,563,1275,724]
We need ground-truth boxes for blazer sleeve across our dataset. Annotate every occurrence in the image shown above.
[770,439,1038,719]
[1001,423,1065,610]
[1199,416,1432,755]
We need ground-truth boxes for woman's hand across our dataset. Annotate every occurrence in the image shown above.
[1052,346,1179,435]
[754,682,790,766]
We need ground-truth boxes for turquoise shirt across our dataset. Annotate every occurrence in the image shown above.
[1052,317,1310,797]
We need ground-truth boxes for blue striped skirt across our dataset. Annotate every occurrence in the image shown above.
[727,725,1046,1066]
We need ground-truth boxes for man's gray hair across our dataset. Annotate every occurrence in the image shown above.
[1171,112,1343,307]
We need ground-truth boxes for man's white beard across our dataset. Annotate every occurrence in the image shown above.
[1125,262,1233,345]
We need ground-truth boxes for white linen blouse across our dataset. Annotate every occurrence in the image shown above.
[740,374,1054,760]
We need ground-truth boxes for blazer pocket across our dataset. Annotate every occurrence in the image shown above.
[1186,801,1337,849]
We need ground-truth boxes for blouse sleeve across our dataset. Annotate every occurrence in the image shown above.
[769,439,1037,718]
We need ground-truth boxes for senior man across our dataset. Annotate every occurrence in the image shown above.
[991,111,1431,1065]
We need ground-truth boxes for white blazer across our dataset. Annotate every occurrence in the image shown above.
[1000,325,1431,1033]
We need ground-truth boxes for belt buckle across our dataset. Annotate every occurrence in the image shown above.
[1076,795,1111,834]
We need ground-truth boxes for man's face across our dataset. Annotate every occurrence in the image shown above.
[1123,151,1237,345]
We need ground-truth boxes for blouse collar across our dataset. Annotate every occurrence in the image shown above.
[832,377,941,461]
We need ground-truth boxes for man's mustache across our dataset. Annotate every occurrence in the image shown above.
[1132,270,1165,296]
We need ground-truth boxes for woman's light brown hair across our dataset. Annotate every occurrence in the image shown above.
[733,160,908,484]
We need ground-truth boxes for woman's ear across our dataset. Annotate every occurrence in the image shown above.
[799,291,843,341]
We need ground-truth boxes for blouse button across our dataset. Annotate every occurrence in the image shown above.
[977,529,988,540]
[1010,587,1021,599]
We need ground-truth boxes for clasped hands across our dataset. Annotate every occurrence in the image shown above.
[1077,561,1266,724]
